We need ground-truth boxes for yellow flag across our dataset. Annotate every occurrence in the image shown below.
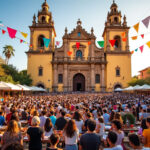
[21,32,28,38]
[146,41,150,48]
[133,23,139,33]
[131,36,138,40]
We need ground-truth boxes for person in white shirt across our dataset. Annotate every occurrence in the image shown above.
[96,117,105,138]
[44,118,53,137]
[104,131,123,150]
[39,110,47,129]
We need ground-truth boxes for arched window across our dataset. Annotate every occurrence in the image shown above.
[58,74,63,83]
[76,50,82,59]
[38,35,45,48]
[114,36,121,49]
[95,74,100,83]
[114,17,118,23]
[42,16,46,23]
[114,8,116,12]
[116,67,120,77]
[38,67,43,76]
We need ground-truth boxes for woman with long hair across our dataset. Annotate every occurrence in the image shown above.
[1,120,23,150]
[44,118,53,137]
[63,119,79,150]
[73,111,83,134]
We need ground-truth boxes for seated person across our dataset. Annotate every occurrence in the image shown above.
[104,131,123,150]
[46,133,62,150]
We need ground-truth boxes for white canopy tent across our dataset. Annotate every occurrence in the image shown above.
[123,86,134,91]
[114,88,123,92]
[17,84,31,91]
[1,82,22,91]
[0,82,11,90]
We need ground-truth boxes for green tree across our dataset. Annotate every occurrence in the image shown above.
[128,77,146,86]
[3,45,15,64]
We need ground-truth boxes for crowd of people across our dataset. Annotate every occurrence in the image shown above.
[0,93,150,150]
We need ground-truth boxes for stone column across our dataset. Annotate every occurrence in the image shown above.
[30,29,34,50]
[106,31,110,51]
[53,64,58,92]
[91,39,95,61]
[101,64,106,92]
[91,64,95,91]
[63,64,68,92]
[126,30,129,51]
[64,39,68,61]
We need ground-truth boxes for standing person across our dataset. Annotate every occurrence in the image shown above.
[49,110,56,126]
[39,110,47,129]
[27,116,44,150]
[44,118,53,137]
[79,120,101,150]
[111,120,124,146]
[0,111,5,126]
[55,110,67,130]
[104,131,123,150]
[63,119,79,150]
[46,134,62,150]
[73,111,84,134]
[1,120,23,150]
[96,117,105,138]
[143,117,150,148]
[103,109,110,124]
[138,119,147,136]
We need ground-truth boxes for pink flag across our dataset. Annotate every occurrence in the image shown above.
[56,41,60,46]
[7,27,17,38]
[141,34,144,39]
[2,30,6,34]
[139,45,144,53]
[142,16,150,28]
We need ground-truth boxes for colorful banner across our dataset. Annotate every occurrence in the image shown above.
[88,41,91,45]
[135,48,138,52]
[7,27,17,38]
[67,51,72,56]
[76,42,80,49]
[21,32,28,38]
[122,38,127,42]
[131,36,138,40]
[20,39,23,43]
[109,40,116,47]
[97,41,104,47]
[121,32,125,37]
[2,30,6,34]
[56,41,60,46]
[146,41,150,48]
[133,23,139,33]
[139,45,144,53]
[141,34,144,39]
[142,16,150,28]
[43,38,51,48]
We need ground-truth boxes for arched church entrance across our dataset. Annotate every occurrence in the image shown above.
[37,83,45,89]
[73,73,85,91]
[114,84,122,90]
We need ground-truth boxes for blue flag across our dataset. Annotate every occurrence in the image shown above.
[43,38,51,48]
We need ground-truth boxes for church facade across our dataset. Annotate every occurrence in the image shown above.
[26,0,131,92]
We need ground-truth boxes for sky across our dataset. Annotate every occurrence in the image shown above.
[0,0,150,76]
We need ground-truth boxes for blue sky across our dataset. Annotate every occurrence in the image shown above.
[0,0,150,76]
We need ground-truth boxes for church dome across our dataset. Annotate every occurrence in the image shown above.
[110,0,118,8]
[42,0,49,8]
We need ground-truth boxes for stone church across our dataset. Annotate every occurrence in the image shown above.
[26,0,131,92]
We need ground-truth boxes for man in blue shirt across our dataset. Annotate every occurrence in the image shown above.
[103,109,110,124]
[0,111,5,126]
[49,110,56,126]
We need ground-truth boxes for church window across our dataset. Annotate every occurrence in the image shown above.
[116,67,120,77]
[114,35,121,49]
[38,35,45,48]
[114,8,116,12]
[114,17,118,23]
[95,74,100,83]
[76,50,82,59]
[38,67,43,76]
[58,74,63,83]
[42,16,46,23]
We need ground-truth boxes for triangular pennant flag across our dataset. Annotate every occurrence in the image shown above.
[20,39,23,43]
[121,32,125,37]
[142,16,150,28]
[76,42,80,49]
[135,48,138,52]
[56,41,60,46]
[43,38,51,48]
[139,45,144,53]
[21,32,28,38]
[131,36,138,40]
[141,34,144,39]
[109,40,116,47]
[88,41,91,45]
[133,23,139,33]
[97,41,104,48]
[30,44,33,48]
[7,27,17,39]
[2,30,6,34]
[131,51,134,54]
[146,41,150,48]
[78,32,81,37]
[67,51,72,56]
[122,38,127,42]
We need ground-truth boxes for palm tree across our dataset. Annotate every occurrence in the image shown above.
[3,45,15,64]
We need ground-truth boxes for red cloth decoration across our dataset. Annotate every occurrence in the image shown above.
[122,38,127,42]
[109,40,116,47]
[139,45,144,53]
[141,34,144,39]
[76,42,80,49]
[20,39,23,43]
[2,30,6,34]
[7,27,17,38]
[88,41,91,45]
